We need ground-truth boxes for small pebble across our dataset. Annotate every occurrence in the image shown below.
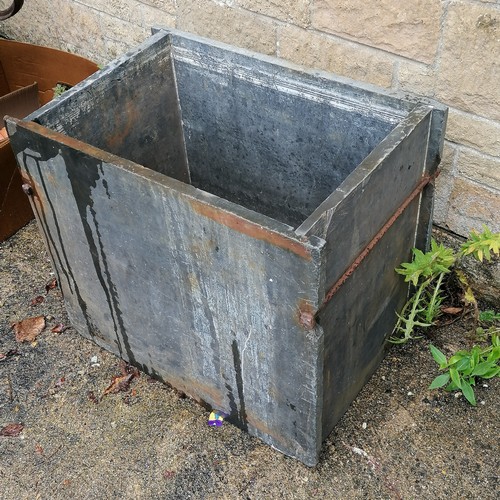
[482,384,489,388]
[407,391,414,396]
[90,355,98,364]
[480,401,485,406]
[362,422,367,429]
[111,422,117,429]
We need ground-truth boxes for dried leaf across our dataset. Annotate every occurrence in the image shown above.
[30,295,45,306]
[441,307,463,315]
[102,361,139,397]
[0,423,24,437]
[51,323,67,333]
[102,373,135,396]
[119,359,139,377]
[11,316,46,343]
[35,443,44,455]
[0,349,20,362]
[45,278,58,294]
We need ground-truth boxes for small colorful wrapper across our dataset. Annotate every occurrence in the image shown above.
[208,411,227,427]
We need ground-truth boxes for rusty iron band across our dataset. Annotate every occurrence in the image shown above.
[318,172,438,315]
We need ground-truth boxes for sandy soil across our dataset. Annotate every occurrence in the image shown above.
[1,222,498,499]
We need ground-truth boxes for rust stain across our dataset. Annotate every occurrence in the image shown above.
[160,371,224,410]
[106,99,139,151]
[246,411,283,443]
[296,299,317,330]
[189,199,312,261]
[20,173,39,197]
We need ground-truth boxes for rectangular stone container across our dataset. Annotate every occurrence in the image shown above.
[6,29,447,466]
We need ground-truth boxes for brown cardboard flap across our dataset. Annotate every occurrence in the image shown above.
[0,61,9,96]
[0,39,99,105]
[0,81,39,121]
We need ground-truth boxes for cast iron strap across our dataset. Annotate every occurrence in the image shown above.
[0,0,24,21]
[315,171,439,322]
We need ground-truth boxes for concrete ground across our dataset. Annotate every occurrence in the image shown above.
[1,222,498,499]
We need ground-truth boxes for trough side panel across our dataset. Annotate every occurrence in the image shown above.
[31,31,190,184]
[319,200,419,437]
[318,108,432,293]
[7,120,325,466]
[414,106,448,252]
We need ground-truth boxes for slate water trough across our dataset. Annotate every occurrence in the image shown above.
[6,29,447,465]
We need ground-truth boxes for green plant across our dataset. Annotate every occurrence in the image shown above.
[392,225,500,405]
[390,226,500,344]
[478,310,500,323]
[429,333,500,406]
[52,83,69,98]
[476,310,500,341]
[390,240,456,343]
[461,226,500,262]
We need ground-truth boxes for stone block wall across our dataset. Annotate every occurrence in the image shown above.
[2,0,499,236]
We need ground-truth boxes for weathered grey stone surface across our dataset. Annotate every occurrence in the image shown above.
[77,0,142,24]
[235,0,310,27]
[397,60,436,98]
[137,0,175,13]
[311,0,442,63]
[437,2,500,121]
[0,0,66,50]
[447,110,500,158]
[433,142,457,226]
[139,3,175,30]
[177,0,277,55]
[456,150,500,191]
[448,178,500,233]
[278,25,394,88]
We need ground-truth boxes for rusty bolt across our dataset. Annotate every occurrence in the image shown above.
[21,183,33,196]
[299,310,316,330]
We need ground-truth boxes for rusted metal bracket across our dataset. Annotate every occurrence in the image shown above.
[312,171,439,322]
[21,183,33,196]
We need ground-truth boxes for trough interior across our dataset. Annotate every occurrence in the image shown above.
[36,36,397,228]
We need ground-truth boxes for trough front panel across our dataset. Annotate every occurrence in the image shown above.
[8,120,325,466]
[172,45,396,227]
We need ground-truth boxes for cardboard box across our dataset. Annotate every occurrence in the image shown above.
[0,39,99,241]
